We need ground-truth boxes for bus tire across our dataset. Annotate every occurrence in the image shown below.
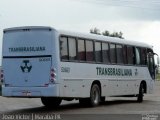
[137,83,144,103]
[89,84,101,107]
[79,84,101,107]
[41,97,62,108]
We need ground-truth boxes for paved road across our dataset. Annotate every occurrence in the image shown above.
[0,81,160,120]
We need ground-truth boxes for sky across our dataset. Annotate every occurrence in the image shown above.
[0,0,160,64]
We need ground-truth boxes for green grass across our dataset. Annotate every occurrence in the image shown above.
[0,85,1,96]
[157,73,160,81]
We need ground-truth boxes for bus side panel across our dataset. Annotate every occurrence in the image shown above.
[60,80,91,98]
[60,62,152,98]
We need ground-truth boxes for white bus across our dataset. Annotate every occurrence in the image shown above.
[1,26,158,107]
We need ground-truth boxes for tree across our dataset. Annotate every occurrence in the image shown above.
[116,31,124,39]
[90,27,101,35]
[90,28,124,39]
[110,32,123,38]
[102,30,110,36]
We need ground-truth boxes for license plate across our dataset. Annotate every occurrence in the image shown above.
[22,91,31,96]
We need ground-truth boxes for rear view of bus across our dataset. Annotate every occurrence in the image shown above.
[1,27,61,107]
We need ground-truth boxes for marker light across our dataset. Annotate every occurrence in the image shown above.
[50,68,56,83]
[0,69,4,83]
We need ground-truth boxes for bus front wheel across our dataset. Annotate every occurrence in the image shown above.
[137,83,144,103]
[41,97,62,108]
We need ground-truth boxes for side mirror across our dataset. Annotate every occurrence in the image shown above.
[156,56,159,75]
[154,53,159,66]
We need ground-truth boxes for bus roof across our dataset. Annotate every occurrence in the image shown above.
[4,26,54,33]
[3,26,153,49]
[58,29,153,49]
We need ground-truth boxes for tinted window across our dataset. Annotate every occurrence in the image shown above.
[123,45,127,64]
[135,47,141,65]
[127,46,134,64]
[86,40,94,61]
[141,48,147,65]
[68,37,77,60]
[95,42,102,62]
[78,39,85,61]
[102,42,110,63]
[110,44,116,63]
[116,44,123,64]
[60,37,68,60]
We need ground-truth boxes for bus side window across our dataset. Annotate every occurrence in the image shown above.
[127,46,134,65]
[110,43,116,64]
[78,39,86,61]
[135,47,141,65]
[116,44,124,64]
[86,40,94,62]
[95,41,102,62]
[102,42,110,64]
[141,48,147,65]
[68,37,77,60]
[60,36,69,60]
[123,45,127,64]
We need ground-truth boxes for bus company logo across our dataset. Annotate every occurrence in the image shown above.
[20,60,32,73]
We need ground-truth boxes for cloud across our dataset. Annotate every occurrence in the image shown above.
[139,21,160,55]
[77,0,160,21]
[65,20,160,56]
[0,0,160,61]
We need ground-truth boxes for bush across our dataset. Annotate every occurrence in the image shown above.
[157,73,160,81]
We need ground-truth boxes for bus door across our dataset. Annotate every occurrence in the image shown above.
[147,51,155,80]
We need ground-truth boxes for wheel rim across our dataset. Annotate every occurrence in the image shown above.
[91,85,100,104]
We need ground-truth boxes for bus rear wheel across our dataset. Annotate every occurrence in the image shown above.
[79,84,101,107]
[137,83,144,103]
[90,84,101,106]
[41,97,62,108]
